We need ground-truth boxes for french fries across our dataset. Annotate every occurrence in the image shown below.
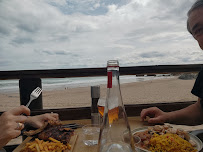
[20,138,71,152]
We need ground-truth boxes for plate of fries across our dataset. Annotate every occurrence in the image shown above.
[13,135,78,152]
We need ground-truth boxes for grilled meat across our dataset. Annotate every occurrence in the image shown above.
[23,120,62,136]
[38,125,74,144]
[24,120,74,144]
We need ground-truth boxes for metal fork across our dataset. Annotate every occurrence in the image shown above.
[26,87,42,107]
[62,123,84,129]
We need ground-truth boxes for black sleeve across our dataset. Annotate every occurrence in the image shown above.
[191,69,203,108]
[191,70,203,98]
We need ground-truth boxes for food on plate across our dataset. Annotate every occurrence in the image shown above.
[22,120,74,151]
[134,125,197,152]
[37,123,74,144]
[24,120,62,136]
[149,133,196,152]
[20,137,71,152]
[24,120,74,144]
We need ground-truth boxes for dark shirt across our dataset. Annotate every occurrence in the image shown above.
[191,69,203,108]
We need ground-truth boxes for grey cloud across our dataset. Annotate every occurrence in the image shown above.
[125,23,180,42]
[40,50,54,55]
[126,28,150,38]
[0,0,201,71]
[55,51,67,55]
[49,0,130,15]
[34,49,79,57]
[54,50,79,56]
[56,35,70,42]
[0,25,10,35]
[147,34,185,43]
[35,50,63,55]
[150,0,193,20]
[0,60,12,66]
[139,52,165,58]
[11,37,34,44]
[136,61,156,66]
[17,23,40,33]
[70,24,93,33]
[181,57,191,62]
[124,31,180,47]
[49,0,108,15]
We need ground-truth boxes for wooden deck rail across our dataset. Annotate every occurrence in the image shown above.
[0,64,203,80]
[26,101,196,120]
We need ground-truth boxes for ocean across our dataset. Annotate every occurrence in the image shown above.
[0,75,173,93]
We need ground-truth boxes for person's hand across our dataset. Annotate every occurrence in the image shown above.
[25,113,59,128]
[140,107,168,124]
[0,106,30,149]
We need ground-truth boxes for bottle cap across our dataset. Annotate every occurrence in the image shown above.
[107,60,119,67]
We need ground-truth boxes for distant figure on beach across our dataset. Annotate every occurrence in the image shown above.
[0,105,58,150]
[141,0,203,125]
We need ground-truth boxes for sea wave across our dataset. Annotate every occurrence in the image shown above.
[0,75,174,93]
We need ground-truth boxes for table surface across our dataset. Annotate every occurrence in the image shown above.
[63,117,203,152]
[62,117,147,152]
[15,116,203,152]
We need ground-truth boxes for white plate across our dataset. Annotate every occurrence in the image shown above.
[131,127,203,152]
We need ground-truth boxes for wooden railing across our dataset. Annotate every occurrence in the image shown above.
[0,64,202,80]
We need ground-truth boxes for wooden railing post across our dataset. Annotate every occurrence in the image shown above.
[19,78,43,110]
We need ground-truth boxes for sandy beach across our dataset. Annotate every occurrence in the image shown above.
[0,76,197,112]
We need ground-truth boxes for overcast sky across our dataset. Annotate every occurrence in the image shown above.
[0,0,202,71]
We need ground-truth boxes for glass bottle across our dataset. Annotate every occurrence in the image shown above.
[98,60,134,152]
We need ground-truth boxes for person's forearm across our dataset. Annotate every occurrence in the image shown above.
[165,101,203,125]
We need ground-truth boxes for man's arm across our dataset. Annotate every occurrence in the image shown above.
[167,98,203,125]
[141,98,203,125]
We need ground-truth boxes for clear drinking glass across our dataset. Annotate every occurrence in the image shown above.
[82,124,100,146]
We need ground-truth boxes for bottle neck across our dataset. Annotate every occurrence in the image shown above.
[106,68,122,111]
[107,68,119,89]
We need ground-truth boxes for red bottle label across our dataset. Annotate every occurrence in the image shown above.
[107,72,112,88]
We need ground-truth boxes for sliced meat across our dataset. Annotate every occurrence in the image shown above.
[38,126,74,144]
[24,120,74,144]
